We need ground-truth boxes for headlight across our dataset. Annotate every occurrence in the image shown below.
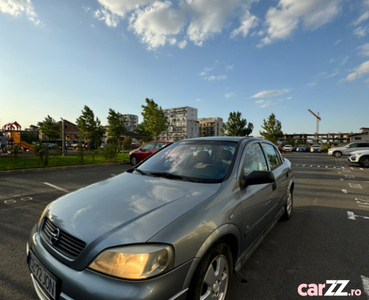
[38,203,51,229]
[89,244,174,280]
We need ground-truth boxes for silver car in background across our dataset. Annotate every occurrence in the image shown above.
[27,137,294,300]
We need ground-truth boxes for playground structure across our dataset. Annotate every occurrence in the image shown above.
[2,121,34,151]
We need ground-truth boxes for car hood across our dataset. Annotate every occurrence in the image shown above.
[45,172,221,247]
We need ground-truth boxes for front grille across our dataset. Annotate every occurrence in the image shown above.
[41,218,86,259]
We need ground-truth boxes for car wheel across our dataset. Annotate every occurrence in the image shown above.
[188,242,233,300]
[130,156,138,165]
[359,156,369,168]
[281,189,293,220]
[333,151,342,158]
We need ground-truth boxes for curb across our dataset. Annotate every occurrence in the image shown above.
[0,161,131,175]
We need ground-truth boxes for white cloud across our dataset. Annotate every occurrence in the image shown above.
[0,0,42,25]
[353,26,369,37]
[186,0,240,46]
[252,89,290,98]
[206,75,227,81]
[255,99,272,108]
[231,9,259,38]
[226,65,234,70]
[258,0,343,47]
[345,60,369,81]
[225,92,234,98]
[96,0,154,19]
[352,11,369,26]
[129,1,186,50]
[358,43,369,57]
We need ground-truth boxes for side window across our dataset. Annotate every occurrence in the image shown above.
[156,142,166,149]
[261,143,282,169]
[242,143,268,176]
[142,143,155,151]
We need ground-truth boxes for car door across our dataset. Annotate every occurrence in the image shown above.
[138,142,157,161]
[238,142,276,250]
[261,142,290,213]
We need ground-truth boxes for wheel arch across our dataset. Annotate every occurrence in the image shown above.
[181,224,241,291]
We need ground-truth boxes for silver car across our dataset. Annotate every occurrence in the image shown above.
[27,137,294,300]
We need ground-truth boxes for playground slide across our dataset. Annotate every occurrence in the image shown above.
[20,141,34,151]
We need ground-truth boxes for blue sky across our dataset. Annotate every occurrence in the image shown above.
[1,0,369,136]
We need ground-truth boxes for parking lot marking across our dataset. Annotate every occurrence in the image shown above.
[362,275,369,298]
[21,197,33,201]
[43,182,68,193]
[345,175,355,179]
[348,183,363,189]
[347,211,369,220]
[4,200,16,204]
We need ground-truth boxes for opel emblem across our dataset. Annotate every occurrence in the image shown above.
[50,228,60,245]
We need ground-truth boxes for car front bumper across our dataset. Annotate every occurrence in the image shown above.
[348,155,359,163]
[27,224,191,300]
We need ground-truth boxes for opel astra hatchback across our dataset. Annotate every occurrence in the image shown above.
[27,137,294,300]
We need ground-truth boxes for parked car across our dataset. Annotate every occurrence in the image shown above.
[283,144,293,152]
[310,144,322,153]
[296,145,307,152]
[348,150,369,167]
[27,137,294,300]
[129,140,171,165]
[42,142,58,149]
[328,142,369,158]
[277,146,285,154]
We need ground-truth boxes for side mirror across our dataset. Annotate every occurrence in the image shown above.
[241,170,276,189]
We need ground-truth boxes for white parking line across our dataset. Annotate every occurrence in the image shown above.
[362,275,369,298]
[348,183,363,189]
[43,182,69,193]
[347,211,369,220]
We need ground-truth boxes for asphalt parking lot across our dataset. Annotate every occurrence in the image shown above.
[1,153,368,300]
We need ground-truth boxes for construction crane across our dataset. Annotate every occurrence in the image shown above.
[308,109,321,142]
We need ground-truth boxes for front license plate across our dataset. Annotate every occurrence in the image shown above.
[28,251,58,300]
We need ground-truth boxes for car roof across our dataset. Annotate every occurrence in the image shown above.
[181,136,263,143]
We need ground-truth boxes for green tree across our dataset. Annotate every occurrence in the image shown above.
[76,105,105,149]
[107,108,127,149]
[222,111,254,136]
[39,115,60,140]
[259,113,283,143]
[140,98,167,139]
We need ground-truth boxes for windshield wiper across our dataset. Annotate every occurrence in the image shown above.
[133,168,149,176]
[150,172,194,182]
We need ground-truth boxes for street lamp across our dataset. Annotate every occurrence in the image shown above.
[61,118,65,156]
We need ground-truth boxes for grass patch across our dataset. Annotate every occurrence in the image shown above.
[0,152,129,171]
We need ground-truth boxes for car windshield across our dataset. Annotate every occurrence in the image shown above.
[135,140,237,183]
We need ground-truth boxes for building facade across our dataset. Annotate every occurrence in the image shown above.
[159,106,199,141]
[198,117,223,137]
[123,114,139,132]
[349,127,369,143]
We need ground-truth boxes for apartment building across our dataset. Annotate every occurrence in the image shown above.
[159,106,199,141]
[123,114,139,132]
[198,117,223,137]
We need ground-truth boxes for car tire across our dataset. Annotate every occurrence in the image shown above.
[333,151,342,158]
[281,189,293,220]
[359,156,369,168]
[130,156,138,165]
[187,242,233,300]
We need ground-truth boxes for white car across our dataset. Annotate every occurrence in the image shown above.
[283,144,293,152]
[310,145,321,153]
[348,150,369,167]
[328,142,369,158]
